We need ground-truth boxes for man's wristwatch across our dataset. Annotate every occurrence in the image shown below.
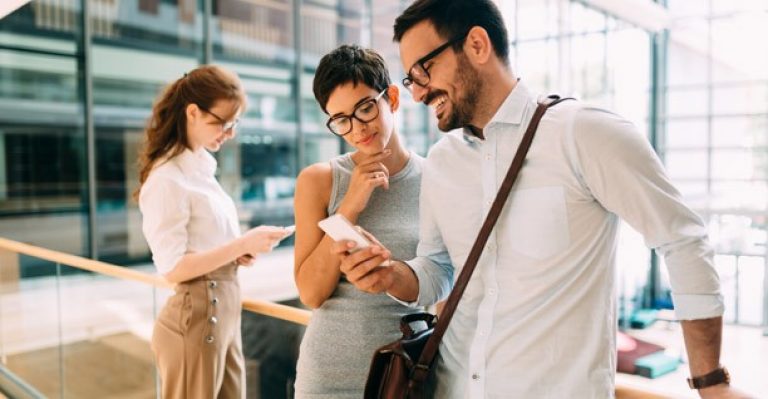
[687,366,730,390]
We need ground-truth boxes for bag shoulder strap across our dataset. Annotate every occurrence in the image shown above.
[410,94,574,382]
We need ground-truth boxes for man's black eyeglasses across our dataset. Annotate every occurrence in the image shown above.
[402,32,469,91]
[326,89,387,137]
[199,106,240,132]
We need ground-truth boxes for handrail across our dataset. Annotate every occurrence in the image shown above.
[0,364,45,399]
[0,237,310,325]
[0,237,172,289]
[0,237,673,398]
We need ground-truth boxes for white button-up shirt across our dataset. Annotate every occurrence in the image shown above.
[405,82,723,398]
[139,149,240,275]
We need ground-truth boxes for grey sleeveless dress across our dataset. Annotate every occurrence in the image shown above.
[294,152,424,398]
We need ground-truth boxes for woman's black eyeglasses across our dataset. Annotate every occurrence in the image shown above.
[326,89,388,137]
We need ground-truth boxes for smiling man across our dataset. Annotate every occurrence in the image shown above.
[329,0,753,398]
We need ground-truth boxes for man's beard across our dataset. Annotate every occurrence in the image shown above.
[439,53,482,132]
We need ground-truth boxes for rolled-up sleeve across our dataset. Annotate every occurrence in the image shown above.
[572,106,724,320]
[139,175,190,275]
[391,162,454,307]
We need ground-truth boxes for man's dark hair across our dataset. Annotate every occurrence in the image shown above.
[313,44,391,114]
[393,0,510,64]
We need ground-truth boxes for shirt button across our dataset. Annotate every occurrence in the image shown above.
[489,289,496,295]
[211,298,219,306]
[472,373,480,381]
[205,335,215,344]
[209,316,218,325]
[209,280,217,289]
[484,154,492,160]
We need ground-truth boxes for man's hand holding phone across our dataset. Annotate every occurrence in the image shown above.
[320,214,396,293]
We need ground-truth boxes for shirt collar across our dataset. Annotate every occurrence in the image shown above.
[174,148,218,177]
[487,80,532,127]
[461,80,534,144]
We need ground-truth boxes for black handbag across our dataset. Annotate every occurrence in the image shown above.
[364,96,572,399]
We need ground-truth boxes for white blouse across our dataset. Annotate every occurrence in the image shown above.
[139,149,240,275]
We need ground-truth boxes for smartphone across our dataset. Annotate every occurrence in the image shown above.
[318,214,372,253]
[268,225,296,250]
[283,225,296,236]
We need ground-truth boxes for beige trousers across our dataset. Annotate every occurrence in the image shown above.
[152,264,245,399]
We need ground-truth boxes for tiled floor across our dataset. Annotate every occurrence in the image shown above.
[1,247,767,398]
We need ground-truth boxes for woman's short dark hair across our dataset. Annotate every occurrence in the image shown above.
[313,44,391,114]
[393,0,510,64]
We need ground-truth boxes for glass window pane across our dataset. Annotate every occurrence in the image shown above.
[570,33,607,104]
[568,1,606,34]
[607,29,650,127]
[299,5,336,65]
[666,87,709,117]
[497,0,517,39]
[0,126,89,256]
[665,118,709,149]
[667,18,710,87]
[517,0,559,40]
[711,84,768,115]
[516,39,558,94]
[712,116,767,147]
[711,15,768,83]
[737,256,764,325]
[0,50,81,109]
[711,149,755,180]
[710,181,768,211]
[1,258,64,395]
[304,135,340,167]
[237,133,297,207]
[675,181,709,201]
[713,254,737,323]
[0,4,89,259]
[665,150,709,179]
[712,0,768,18]
[89,0,202,55]
[668,0,710,18]
[214,0,294,64]
[0,1,81,52]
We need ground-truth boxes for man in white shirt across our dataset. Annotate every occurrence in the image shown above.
[334,0,750,398]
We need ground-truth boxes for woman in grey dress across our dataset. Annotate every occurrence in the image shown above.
[292,45,423,398]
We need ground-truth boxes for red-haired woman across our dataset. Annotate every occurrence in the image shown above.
[136,65,292,398]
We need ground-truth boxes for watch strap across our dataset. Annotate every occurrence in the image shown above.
[687,366,730,390]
